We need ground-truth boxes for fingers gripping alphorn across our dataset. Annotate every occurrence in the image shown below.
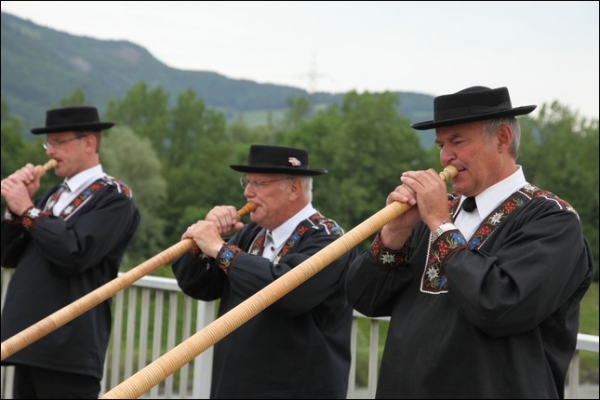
[101,166,458,399]
[0,202,257,362]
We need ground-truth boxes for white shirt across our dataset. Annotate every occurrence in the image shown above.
[52,165,105,216]
[454,166,527,240]
[261,203,318,262]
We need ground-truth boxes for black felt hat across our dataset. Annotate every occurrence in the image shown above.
[411,86,537,130]
[230,145,327,176]
[31,106,115,134]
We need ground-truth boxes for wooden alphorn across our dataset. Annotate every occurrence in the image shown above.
[0,202,257,362]
[101,166,458,399]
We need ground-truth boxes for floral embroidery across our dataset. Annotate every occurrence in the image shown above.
[190,245,203,259]
[382,253,396,264]
[3,208,23,226]
[56,177,133,220]
[199,211,348,273]
[248,230,267,255]
[276,227,307,258]
[217,244,243,274]
[468,193,526,248]
[4,177,132,230]
[22,207,51,229]
[426,266,439,280]
[272,212,343,265]
[520,184,578,217]
[44,184,68,212]
[490,212,503,224]
[369,232,409,268]
[420,183,573,294]
[422,231,468,293]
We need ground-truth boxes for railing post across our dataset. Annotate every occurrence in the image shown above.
[347,316,358,398]
[567,351,580,399]
[192,300,216,399]
[368,319,379,398]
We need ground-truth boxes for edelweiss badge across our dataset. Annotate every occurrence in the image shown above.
[288,157,301,167]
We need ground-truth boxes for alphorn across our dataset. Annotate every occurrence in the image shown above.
[0,202,257,362]
[101,165,458,399]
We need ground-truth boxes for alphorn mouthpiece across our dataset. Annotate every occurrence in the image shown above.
[439,165,458,181]
[34,159,58,177]
[237,202,257,217]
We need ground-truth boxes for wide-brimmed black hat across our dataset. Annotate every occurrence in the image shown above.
[31,106,115,134]
[411,86,537,130]
[230,145,327,176]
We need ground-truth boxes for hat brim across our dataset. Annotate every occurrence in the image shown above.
[411,105,536,131]
[31,122,115,135]
[230,165,327,176]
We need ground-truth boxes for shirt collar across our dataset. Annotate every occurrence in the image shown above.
[269,203,317,249]
[64,165,105,193]
[461,166,527,219]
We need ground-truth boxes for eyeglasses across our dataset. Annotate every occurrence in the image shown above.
[43,135,88,150]
[239,177,293,190]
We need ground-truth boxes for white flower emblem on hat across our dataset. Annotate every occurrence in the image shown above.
[288,157,301,167]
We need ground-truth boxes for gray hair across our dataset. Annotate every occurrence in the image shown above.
[298,176,313,202]
[481,117,521,159]
[281,175,313,202]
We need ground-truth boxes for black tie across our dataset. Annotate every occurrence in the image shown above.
[462,197,477,212]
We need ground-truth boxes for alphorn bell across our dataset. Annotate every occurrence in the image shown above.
[0,202,257,362]
[101,165,458,399]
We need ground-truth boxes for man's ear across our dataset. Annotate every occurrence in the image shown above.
[496,124,513,153]
[288,178,302,200]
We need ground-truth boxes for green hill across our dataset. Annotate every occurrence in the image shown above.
[1,11,436,147]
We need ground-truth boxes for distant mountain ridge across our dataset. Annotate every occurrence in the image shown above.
[1,11,434,140]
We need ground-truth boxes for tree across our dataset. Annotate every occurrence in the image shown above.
[280,91,432,245]
[1,99,61,194]
[282,96,311,130]
[105,82,170,156]
[104,82,245,245]
[519,102,599,278]
[100,126,168,266]
[55,87,87,107]
[1,99,25,179]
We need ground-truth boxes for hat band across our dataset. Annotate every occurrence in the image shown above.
[434,101,512,121]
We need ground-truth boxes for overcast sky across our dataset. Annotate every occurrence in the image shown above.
[2,1,598,120]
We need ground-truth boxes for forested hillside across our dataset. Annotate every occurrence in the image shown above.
[1,10,434,142]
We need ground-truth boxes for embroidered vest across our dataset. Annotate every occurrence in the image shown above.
[215,212,345,274]
[421,183,576,293]
[56,176,133,220]
[249,229,268,256]
[271,212,344,265]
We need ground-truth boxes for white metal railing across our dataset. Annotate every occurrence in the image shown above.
[1,269,598,399]
[100,274,215,398]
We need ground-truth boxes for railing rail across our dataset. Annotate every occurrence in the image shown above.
[1,269,598,399]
